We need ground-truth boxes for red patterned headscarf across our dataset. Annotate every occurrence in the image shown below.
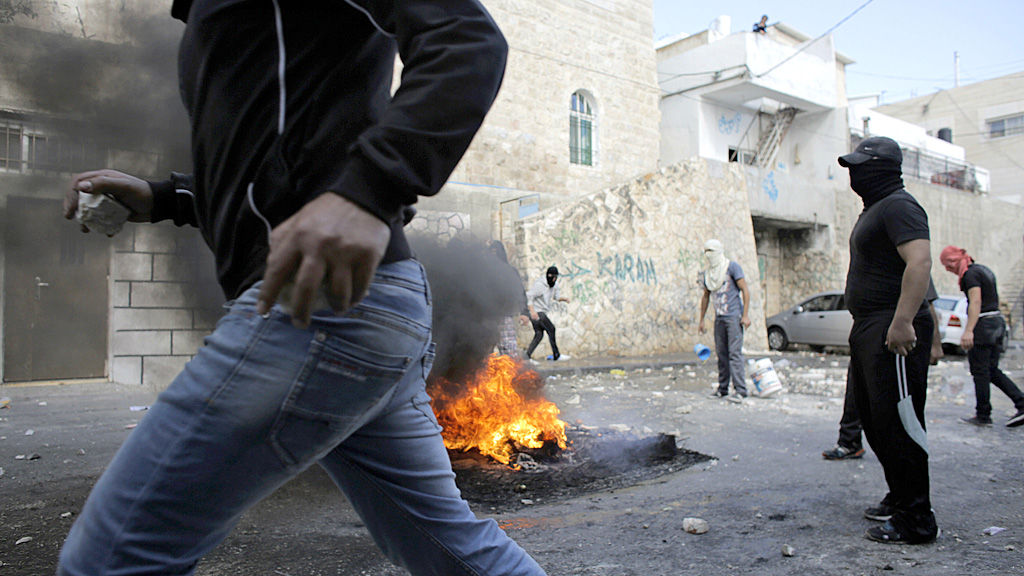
[939,245,973,281]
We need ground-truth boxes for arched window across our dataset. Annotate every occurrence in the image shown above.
[570,90,596,166]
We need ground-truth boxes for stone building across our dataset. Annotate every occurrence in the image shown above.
[5,3,1018,387]
[0,2,203,385]
[0,1,664,386]
[656,18,853,320]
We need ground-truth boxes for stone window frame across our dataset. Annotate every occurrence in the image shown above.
[570,89,598,166]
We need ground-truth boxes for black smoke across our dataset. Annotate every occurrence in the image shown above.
[2,9,190,174]
[410,235,526,389]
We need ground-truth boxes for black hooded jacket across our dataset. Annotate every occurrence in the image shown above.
[149,0,508,298]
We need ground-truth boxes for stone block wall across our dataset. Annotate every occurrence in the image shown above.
[512,157,767,358]
[108,223,222,391]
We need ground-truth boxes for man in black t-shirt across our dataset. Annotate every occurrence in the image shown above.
[822,280,944,462]
[940,245,1024,427]
[839,136,939,545]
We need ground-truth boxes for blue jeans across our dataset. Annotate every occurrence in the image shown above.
[58,259,545,576]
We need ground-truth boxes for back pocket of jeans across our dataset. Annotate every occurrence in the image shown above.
[269,336,411,468]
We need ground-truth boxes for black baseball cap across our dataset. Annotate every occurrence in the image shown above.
[838,136,903,167]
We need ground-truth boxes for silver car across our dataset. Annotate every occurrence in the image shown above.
[766,291,852,352]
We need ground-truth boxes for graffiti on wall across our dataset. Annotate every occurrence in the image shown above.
[761,171,779,202]
[556,253,658,306]
[597,252,657,285]
[718,112,743,135]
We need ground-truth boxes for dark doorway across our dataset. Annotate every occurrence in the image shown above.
[3,196,109,381]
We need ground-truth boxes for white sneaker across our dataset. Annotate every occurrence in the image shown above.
[726,393,746,404]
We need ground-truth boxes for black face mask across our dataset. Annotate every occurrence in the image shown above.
[546,274,557,287]
[848,160,904,208]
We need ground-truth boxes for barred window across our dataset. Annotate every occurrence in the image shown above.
[0,123,107,174]
[27,133,99,173]
[0,125,23,171]
[570,90,596,166]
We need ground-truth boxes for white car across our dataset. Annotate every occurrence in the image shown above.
[933,295,968,354]
[933,294,1011,354]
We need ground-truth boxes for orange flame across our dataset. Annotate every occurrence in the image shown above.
[429,354,568,465]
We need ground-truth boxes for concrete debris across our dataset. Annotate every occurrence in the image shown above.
[564,394,581,405]
[60,512,73,518]
[674,405,693,414]
[781,544,795,557]
[24,429,34,436]
[682,517,709,534]
[27,453,40,461]
[983,526,1006,536]
[520,499,534,505]
[38,401,47,406]
[608,424,631,433]
[0,397,10,409]
[130,405,149,412]
[15,536,33,545]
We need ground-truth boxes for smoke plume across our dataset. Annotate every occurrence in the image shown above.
[410,235,526,389]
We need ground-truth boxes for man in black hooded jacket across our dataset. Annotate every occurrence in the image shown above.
[839,136,939,545]
[57,2,548,575]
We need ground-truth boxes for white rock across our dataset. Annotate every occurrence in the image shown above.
[682,517,709,534]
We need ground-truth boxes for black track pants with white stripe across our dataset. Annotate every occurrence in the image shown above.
[849,311,938,542]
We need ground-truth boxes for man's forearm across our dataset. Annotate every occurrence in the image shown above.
[894,261,930,322]
[965,288,982,334]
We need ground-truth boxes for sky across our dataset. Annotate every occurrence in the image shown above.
[652,0,1024,105]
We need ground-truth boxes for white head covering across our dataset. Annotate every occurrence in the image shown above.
[702,239,729,292]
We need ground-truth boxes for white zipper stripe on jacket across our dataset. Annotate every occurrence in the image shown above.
[175,187,201,226]
[343,0,396,38]
[246,0,286,242]
[247,182,274,239]
[271,0,287,135]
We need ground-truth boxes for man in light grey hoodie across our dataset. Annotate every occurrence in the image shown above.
[526,266,570,360]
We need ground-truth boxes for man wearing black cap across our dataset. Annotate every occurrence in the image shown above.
[526,266,570,360]
[839,136,939,544]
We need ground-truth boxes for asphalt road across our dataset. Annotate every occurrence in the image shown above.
[1,347,1022,575]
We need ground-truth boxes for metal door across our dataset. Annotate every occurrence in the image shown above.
[3,196,109,381]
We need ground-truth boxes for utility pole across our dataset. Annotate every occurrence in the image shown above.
[954,51,960,88]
